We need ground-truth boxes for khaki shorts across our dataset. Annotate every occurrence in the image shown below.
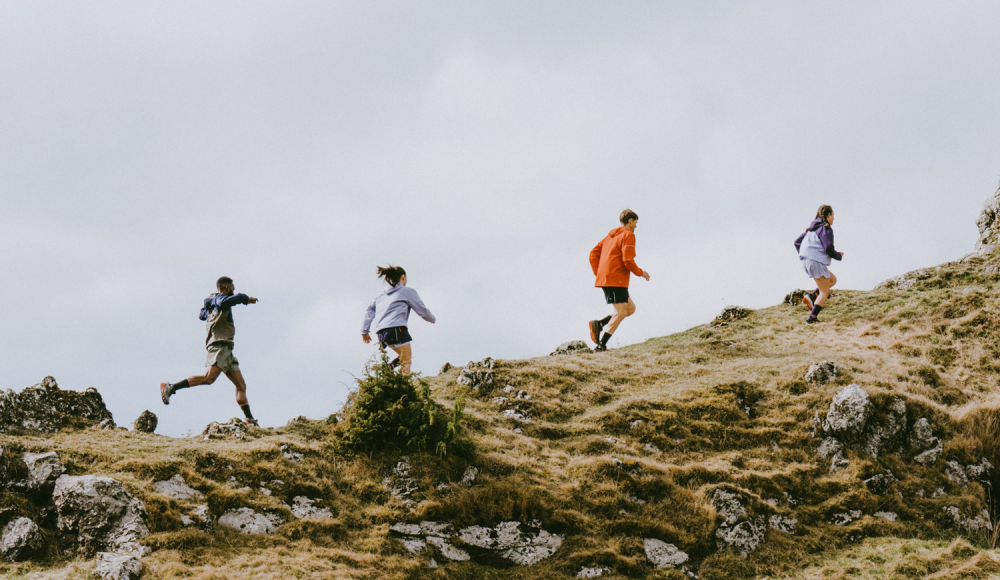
[206,343,240,373]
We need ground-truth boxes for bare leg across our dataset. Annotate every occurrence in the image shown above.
[605,299,635,336]
[389,344,413,375]
[186,366,222,387]
[225,370,249,406]
[815,273,837,307]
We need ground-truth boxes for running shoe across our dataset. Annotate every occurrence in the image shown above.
[589,320,603,344]
[389,357,400,369]
[160,382,173,405]
[802,294,814,310]
[806,317,819,324]
[594,344,608,352]
[244,418,259,427]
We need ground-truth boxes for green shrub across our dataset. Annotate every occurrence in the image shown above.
[339,354,466,457]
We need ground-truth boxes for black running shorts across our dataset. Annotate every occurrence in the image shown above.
[377,326,412,347]
[602,287,629,304]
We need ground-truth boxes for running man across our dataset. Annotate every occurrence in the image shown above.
[160,276,260,426]
[588,209,650,351]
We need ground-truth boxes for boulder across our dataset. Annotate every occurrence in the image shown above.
[457,520,563,566]
[643,538,689,569]
[133,411,157,434]
[391,521,469,561]
[829,451,850,473]
[202,418,248,441]
[783,289,810,306]
[52,475,149,557]
[94,552,144,580]
[712,306,752,327]
[805,361,840,385]
[457,358,496,392]
[152,475,203,501]
[218,508,283,535]
[822,385,871,436]
[0,517,45,562]
[439,362,453,374]
[550,341,591,356]
[0,377,115,433]
[22,451,66,496]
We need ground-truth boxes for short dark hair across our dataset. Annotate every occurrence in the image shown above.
[376,265,406,287]
[620,209,638,225]
[217,276,233,288]
[816,205,834,225]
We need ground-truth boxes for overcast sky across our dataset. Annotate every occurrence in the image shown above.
[2,2,999,436]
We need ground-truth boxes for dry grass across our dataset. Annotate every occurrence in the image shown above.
[8,256,1000,578]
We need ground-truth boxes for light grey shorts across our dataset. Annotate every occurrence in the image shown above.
[801,258,832,280]
[206,343,240,373]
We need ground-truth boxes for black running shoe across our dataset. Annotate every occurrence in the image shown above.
[589,320,602,344]
[806,317,818,324]
[389,357,400,369]
[594,344,607,352]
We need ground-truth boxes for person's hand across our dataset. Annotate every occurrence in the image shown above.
[642,272,650,281]
[362,334,371,344]
[840,252,846,258]
[248,297,259,304]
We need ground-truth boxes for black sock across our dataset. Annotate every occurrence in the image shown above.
[172,379,191,391]
[810,305,823,318]
[811,289,820,300]
[240,404,254,420]
[599,315,612,326]
[601,332,612,346]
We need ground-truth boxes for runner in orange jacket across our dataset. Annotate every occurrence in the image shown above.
[588,209,650,351]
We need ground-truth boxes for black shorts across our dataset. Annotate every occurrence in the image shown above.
[602,287,629,304]
[377,326,412,347]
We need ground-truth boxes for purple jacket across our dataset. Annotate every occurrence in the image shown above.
[794,218,843,264]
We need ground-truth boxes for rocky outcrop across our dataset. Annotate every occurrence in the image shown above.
[133,411,157,433]
[0,517,45,562]
[94,552,144,580]
[19,451,66,496]
[383,458,419,505]
[643,538,689,569]
[0,377,114,433]
[457,358,497,392]
[456,520,563,566]
[550,341,591,355]
[784,289,810,306]
[712,489,765,557]
[52,475,149,557]
[822,385,871,435]
[975,181,1000,253]
[712,306,752,327]
[218,507,283,534]
[203,418,248,441]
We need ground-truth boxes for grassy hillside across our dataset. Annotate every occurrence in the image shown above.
[8,253,1000,579]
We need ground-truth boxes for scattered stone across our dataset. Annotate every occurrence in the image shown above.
[21,450,66,495]
[769,515,798,534]
[280,443,304,464]
[290,496,332,520]
[0,517,45,562]
[501,409,529,422]
[578,566,612,578]
[933,487,946,498]
[513,428,522,434]
[439,363,453,374]
[218,507,283,534]
[383,458,419,505]
[492,396,509,406]
[817,437,844,459]
[945,461,970,486]
[716,517,766,558]
[53,475,150,557]
[784,289,810,306]
[908,418,938,450]
[712,305,752,327]
[0,377,115,433]
[202,418,248,441]
[943,506,993,533]
[831,511,862,526]
[643,538,689,569]
[457,520,564,566]
[459,466,479,487]
[874,511,898,522]
[864,471,898,495]
[830,451,850,473]
[915,441,943,465]
[711,489,746,524]
[805,361,840,385]
[133,410,157,433]
[551,340,591,355]
[822,385,871,435]
[457,358,496,392]
[390,521,469,561]
[153,475,203,501]
[94,552,143,580]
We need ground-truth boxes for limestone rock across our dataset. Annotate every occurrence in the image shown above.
[94,552,143,580]
[817,437,844,459]
[0,517,45,562]
[822,385,871,436]
[218,507,283,534]
[577,567,611,578]
[715,516,765,558]
[383,458,418,505]
[976,182,1000,253]
[22,451,66,495]
[945,461,970,486]
[711,489,746,524]
[864,471,898,495]
[874,511,898,522]
[643,538,689,569]
[805,361,840,385]
[783,289,810,306]
[280,443,304,464]
[915,441,943,465]
[943,506,992,533]
[829,451,850,473]
[863,398,907,458]
[390,521,469,562]
[712,305,752,327]
[132,411,157,433]
[457,358,496,392]
[439,363,453,374]
[202,418,248,441]
[153,475,203,501]
[550,341,591,356]
[290,497,332,520]
[459,466,479,487]
[0,377,115,433]
[769,515,798,534]
[908,418,938,450]
[53,475,150,557]
[831,511,862,526]
[457,521,564,566]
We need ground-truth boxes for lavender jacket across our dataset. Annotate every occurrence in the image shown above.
[794,218,843,265]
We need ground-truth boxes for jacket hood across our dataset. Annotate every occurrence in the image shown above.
[608,226,630,238]
[383,284,405,296]
[807,218,827,232]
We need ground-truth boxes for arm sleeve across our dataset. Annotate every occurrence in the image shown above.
[219,293,250,309]
[406,289,436,324]
[622,233,644,277]
[199,297,212,321]
[821,227,843,261]
[361,300,376,334]
[794,230,807,253]
[589,239,604,276]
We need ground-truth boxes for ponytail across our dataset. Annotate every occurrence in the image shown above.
[377,265,406,287]
[816,205,834,226]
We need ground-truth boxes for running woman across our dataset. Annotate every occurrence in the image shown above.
[588,209,650,351]
[160,276,260,426]
[794,205,844,324]
[361,265,436,375]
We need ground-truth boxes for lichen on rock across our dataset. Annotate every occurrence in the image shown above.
[0,377,114,433]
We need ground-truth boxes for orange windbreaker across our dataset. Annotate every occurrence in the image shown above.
[590,227,644,288]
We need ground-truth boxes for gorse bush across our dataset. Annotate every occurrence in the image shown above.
[339,354,466,457]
